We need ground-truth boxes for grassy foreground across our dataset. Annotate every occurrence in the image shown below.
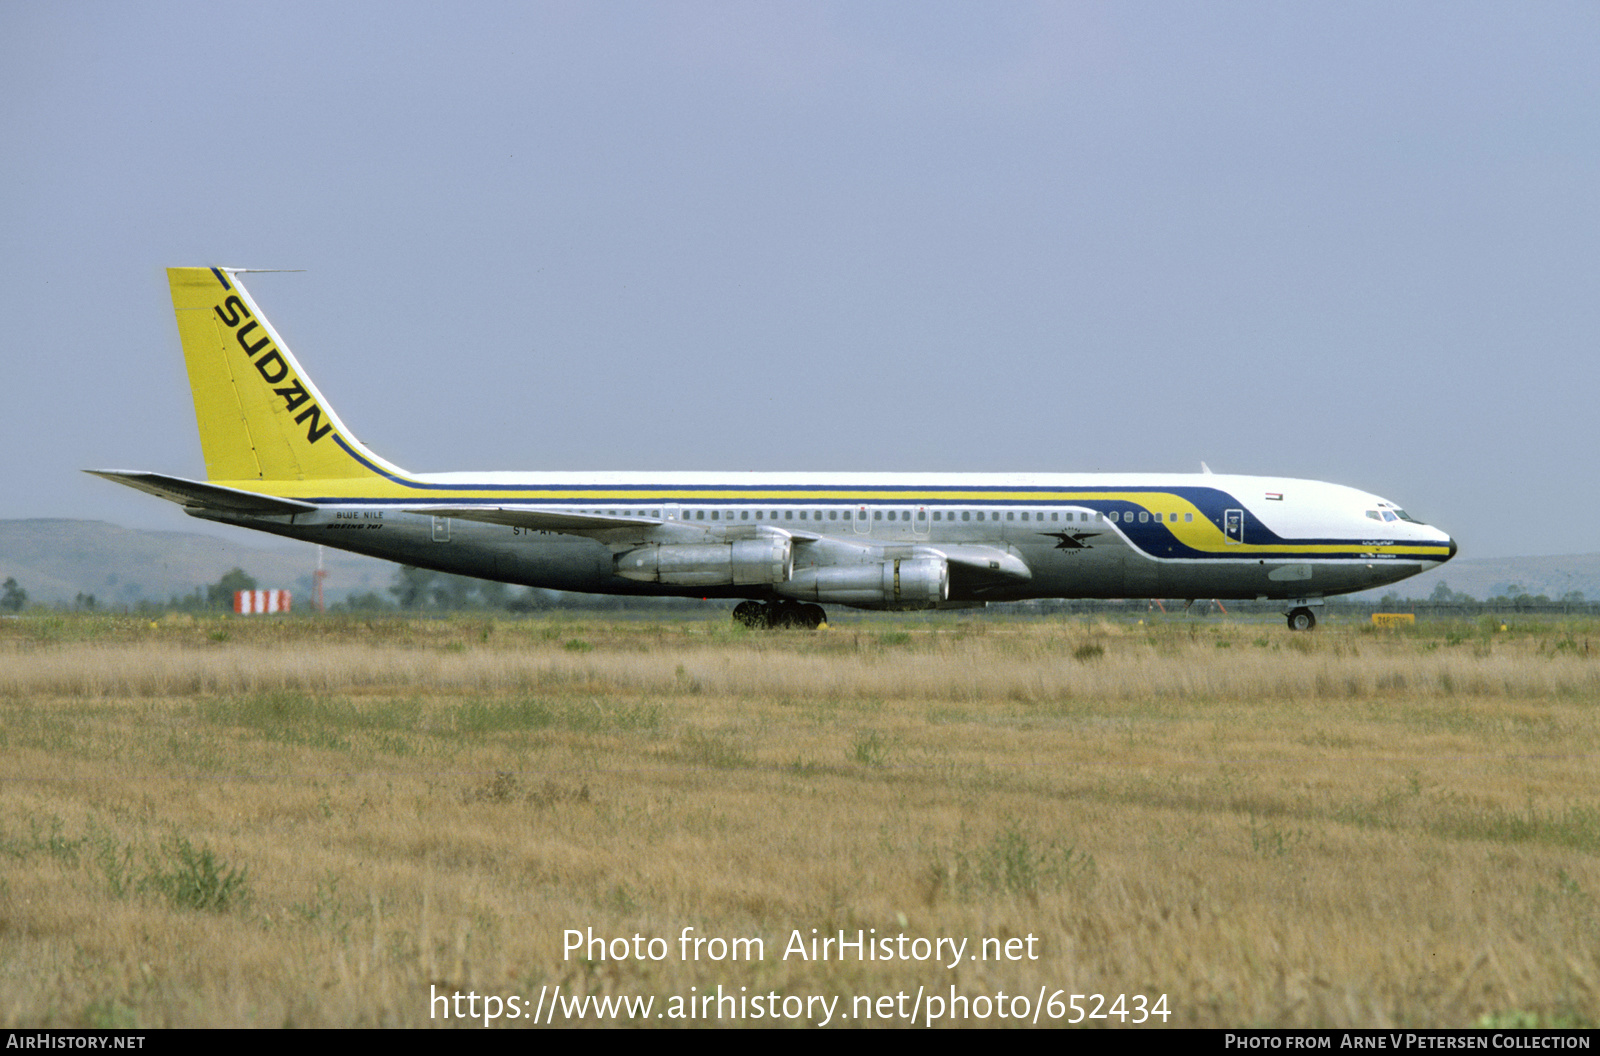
[1,611,1597,1028]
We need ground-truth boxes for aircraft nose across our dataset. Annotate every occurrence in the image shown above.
[1447,537,1457,560]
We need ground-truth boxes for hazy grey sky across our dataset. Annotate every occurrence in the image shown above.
[3,1,1596,560]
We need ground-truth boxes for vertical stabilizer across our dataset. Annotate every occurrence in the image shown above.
[167,267,404,482]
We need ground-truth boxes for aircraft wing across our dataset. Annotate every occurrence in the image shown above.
[406,506,663,532]
[920,544,1033,581]
[86,471,319,515]
[415,505,827,544]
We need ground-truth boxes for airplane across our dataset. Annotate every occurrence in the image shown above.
[91,267,1457,632]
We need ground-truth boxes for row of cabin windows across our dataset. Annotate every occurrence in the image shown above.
[573,508,1197,525]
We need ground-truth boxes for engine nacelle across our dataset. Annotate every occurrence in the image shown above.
[777,557,949,610]
[614,538,792,587]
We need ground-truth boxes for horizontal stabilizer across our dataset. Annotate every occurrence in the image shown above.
[86,471,318,515]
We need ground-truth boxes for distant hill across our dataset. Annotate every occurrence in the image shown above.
[1363,551,1600,602]
[0,519,398,607]
[2,519,1595,609]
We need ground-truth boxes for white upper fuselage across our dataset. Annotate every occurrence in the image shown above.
[338,467,1450,550]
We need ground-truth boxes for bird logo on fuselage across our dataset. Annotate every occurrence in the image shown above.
[1041,530,1099,550]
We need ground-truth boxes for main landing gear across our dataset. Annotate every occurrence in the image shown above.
[733,600,827,630]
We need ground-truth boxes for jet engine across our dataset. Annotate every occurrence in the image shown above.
[778,556,949,610]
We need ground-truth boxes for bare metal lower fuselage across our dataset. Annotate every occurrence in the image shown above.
[191,504,1436,606]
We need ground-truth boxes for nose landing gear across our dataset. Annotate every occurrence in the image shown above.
[1285,606,1318,632]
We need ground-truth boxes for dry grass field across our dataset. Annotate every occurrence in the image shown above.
[1,611,1597,1028]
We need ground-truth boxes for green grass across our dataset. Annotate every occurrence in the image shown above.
[939,820,1096,900]
[674,727,753,769]
[850,728,890,767]
[141,835,250,912]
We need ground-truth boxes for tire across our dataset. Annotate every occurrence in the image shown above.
[774,605,806,630]
[1286,608,1316,632]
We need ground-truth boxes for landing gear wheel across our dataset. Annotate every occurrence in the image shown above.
[1286,607,1317,632]
[733,601,827,630]
[773,602,808,629]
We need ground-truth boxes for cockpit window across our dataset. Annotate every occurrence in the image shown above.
[1369,506,1427,525]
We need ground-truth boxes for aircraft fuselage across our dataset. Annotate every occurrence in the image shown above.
[93,267,1456,629]
[185,470,1451,605]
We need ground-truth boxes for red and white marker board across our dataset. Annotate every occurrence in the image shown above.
[234,590,291,614]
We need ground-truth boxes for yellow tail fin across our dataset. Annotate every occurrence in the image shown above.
[168,267,400,482]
